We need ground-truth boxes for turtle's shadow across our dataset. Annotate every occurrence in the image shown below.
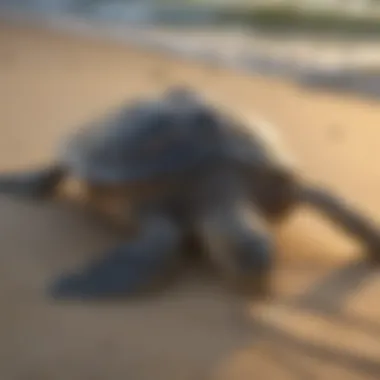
[249,259,380,378]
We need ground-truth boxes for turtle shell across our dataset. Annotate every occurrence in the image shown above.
[225,112,297,175]
[58,94,225,184]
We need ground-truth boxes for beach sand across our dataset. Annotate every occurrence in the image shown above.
[1,20,380,379]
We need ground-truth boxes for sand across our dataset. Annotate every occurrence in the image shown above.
[1,20,380,380]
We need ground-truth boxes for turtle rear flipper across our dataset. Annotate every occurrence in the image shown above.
[0,165,65,198]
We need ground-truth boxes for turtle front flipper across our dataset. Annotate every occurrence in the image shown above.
[0,165,65,198]
[50,213,183,300]
[296,182,380,264]
[194,173,274,298]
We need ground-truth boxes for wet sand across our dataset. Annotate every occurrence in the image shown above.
[1,20,380,379]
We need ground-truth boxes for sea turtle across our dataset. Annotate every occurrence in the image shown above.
[0,86,379,300]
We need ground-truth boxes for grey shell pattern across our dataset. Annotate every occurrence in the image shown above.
[58,93,226,184]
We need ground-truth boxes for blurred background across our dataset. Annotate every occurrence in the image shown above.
[1,1,380,380]
[4,0,380,95]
